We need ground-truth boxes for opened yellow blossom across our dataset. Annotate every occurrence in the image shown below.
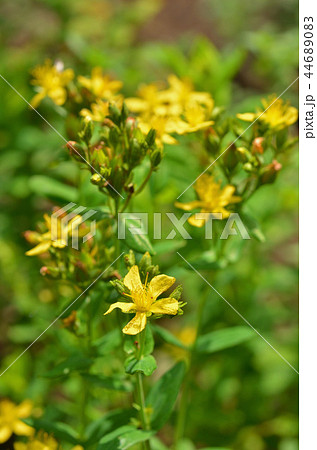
[30,60,74,108]
[138,115,180,146]
[104,265,179,335]
[0,399,33,444]
[25,213,83,256]
[177,102,214,134]
[14,431,84,450]
[78,67,122,99]
[125,83,180,117]
[164,74,214,112]
[237,96,298,131]
[175,174,241,227]
[80,99,110,122]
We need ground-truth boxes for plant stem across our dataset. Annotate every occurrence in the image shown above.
[135,328,151,450]
[174,287,209,446]
[134,167,154,196]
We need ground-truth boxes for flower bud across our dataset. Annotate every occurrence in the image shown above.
[223,145,238,170]
[121,102,129,122]
[79,118,93,144]
[40,266,60,278]
[243,162,254,173]
[252,137,264,154]
[108,103,121,125]
[124,250,136,268]
[170,285,183,301]
[62,310,77,329]
[146,129,156,147]
[126,116,136,133]
[150,148,163,168]
[66,141,86,159]
[110,279,130,295]
[206,134,220,155]
[23,230,40,244]
[90,173,103,185]
[260,159,282,184]
[139,252,152,274]
[236,147,250,163]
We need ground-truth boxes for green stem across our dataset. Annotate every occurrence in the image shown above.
[174,287,209,446]
[135,328,151,450]
[114,197,121,270]
[119,191,133,213]
[134,167,154,196]
[79,308,93,439]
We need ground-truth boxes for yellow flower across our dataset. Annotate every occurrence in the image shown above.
[104,265,179,335]
[175,174,241,227]
[80,97,123,122]
[14,431,84,450]
[237,96,298,130]
[138,115,180,146]
[78,67,122,99]
[80,99,110,122]
[25,213,83,256]
[125,83,179,117]
[30,60,74,108]
[0,399,33,444]
[164,74,214,112]
[177,102,214,134]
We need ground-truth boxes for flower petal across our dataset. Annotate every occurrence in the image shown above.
[104,302,136,315]
[0,425,12,444]
[150,298,179,315]
[149,274,175,300]
[124,265,143,293]
[13,420,34,437]
[174,200,203,212]
[25,240,51,256]
[30,92,45,108]
[15,400,32,418]
[188,214,209,227]
[236,112,257,122]
[67,215,83,234]
[122,312,147,335]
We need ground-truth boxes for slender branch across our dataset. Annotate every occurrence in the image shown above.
[135,328,151,450]
[134,167,154,196]
[174,287,209,445]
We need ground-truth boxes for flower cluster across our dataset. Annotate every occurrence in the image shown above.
[19,60,298,450]
[126,75,214,145]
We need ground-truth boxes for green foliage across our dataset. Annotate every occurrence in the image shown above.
[0,1,298,449]
[196,326,254,354]
[146,362,186,430]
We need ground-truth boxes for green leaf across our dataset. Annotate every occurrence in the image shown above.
[81,373,133,392]
[152,325,188,350]
[28,175,77,202]
[94,329,122,356]
[188,250,227,270]
[97,425,154,450]
[146,361,186,430]
[41,355,92,378]
[125,355,157,376]
[86,409,135,446]
[152,240,186,255]
[120,217,155,255]
[24,418,78,445]
[240,212,266,242]
[196,326,254,354]
[144,325,154,355]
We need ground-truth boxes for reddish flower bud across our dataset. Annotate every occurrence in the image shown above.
[252,137,265,154]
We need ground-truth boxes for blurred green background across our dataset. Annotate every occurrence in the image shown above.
[0,1,298,449]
